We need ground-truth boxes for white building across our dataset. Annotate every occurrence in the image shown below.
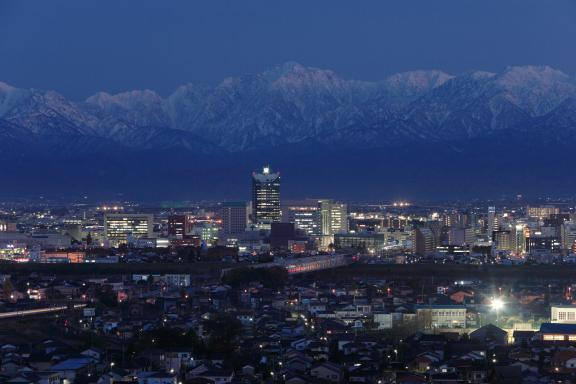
[104,213,153,247]
[551,305,576,324]
[416,305,466,329]
[373,312,393,329]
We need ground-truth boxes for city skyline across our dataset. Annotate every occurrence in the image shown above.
[2,2,576,382]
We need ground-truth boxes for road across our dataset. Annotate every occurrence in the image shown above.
[0,304,86,319]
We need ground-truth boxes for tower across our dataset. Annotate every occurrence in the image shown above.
[251,166,281,227]
[487,206,497,238]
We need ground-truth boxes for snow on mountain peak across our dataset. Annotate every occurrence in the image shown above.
[467,71,497,81]
[0,82,32,117]
[385,70,453,91]
[498,65,570,87]
[85,89,163,111]
[2,63,576,152]
[495,65,576,115]
[0,81,17,93]
[269,63,354,93]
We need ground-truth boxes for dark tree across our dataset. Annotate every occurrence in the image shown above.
[222,266,288,289]
[203,313,243,356]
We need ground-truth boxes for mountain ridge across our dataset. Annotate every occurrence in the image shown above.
[2,63,575,153]
[1,63,575,200]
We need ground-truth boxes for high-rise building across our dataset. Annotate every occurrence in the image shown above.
[512,224,527,255]
[493,230,512,251]
[220,202,249,236]
[192,222,220,246]
[167,215,192,238]
[487,206,497,237]
[561,222,576,251]
[527,205,560,219]
[526,235,561,253]
[413,227,438,256]
[319,199,348,236]
[104,214,153,247]
[282,199,348,238]
[443,212,464,228]
[318,199,348,249]
[282,200,321,236]
[463,210,478,229]
[251,166,281,226]
[448,227,476,246]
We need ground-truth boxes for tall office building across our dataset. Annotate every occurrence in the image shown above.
[512,224,527,255]
[463,210,478,229]
[252,166,281,226]
[282,200,321,236]
[220,202,249,236]
[448,227,476,246]
[487,206,497,238]
[319,199,348,236]
[319,199,348,249]
[413,227,438,256]
[493,230,513,251]
[104,214,153,247]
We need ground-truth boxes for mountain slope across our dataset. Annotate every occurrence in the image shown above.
[1,63,576,200]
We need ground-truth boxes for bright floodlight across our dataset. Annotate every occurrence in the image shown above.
[491,298,504,311]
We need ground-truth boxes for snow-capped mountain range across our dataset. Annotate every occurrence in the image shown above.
[2,62,575,155]
[1,62,575,200]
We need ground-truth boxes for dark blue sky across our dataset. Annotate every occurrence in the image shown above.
[1,0,575,100]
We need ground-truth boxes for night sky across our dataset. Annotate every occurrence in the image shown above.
[1,0,575,99]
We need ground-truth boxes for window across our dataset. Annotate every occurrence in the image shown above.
[559,312,567,320]
[569,312,575,321]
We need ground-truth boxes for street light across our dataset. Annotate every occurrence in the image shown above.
[491,298,504,311]
[491,298,505,325]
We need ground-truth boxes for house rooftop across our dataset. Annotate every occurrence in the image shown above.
[540,323,576,334]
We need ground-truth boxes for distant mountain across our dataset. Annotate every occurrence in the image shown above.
[1,64,575,200]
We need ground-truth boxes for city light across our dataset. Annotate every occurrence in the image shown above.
[491,298,505,311]
[2,2,574,382]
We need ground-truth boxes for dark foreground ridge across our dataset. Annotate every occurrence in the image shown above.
[2,261,575,283]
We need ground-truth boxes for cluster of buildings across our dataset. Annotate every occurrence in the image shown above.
[409,204,576,264]
[0,166,351,262]
[3,262,576,383]
[2,169,576,269]
[1,181,576,382]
